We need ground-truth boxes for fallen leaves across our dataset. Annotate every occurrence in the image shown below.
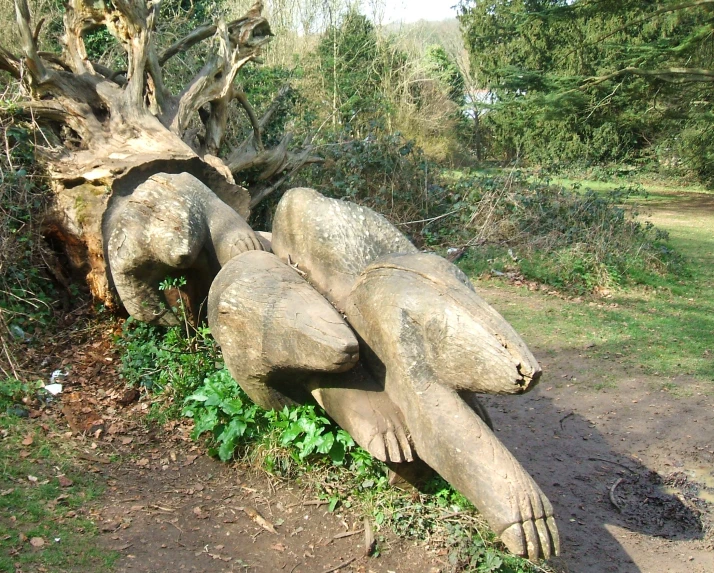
[57,475,74,488]
[29,537,45,548]
[192,506,210,520]
[21,434,34,446]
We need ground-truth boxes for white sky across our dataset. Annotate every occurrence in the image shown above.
[381,1,459,24]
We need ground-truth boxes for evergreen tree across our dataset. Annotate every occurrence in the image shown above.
[458,0,714,183]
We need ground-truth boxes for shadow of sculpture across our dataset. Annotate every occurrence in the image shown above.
[480,385,707,572]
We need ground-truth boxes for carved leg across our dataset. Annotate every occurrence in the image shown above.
[390,380,559,559]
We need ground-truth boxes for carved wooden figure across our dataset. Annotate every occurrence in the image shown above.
[1,0,559,560]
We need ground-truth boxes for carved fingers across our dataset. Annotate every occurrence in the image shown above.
[497,466,560,560]
[366,406,414,464]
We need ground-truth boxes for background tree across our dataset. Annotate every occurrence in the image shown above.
[458,0,714,184]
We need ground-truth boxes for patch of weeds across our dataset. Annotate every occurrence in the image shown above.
[444,523,540,573]
[0,415,118,572]
[116,314,219,421]
[182,369,355,466]
[0,377,44,416]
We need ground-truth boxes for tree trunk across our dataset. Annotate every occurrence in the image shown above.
[0,0,318,309]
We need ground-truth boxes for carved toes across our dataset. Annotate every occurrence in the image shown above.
[500,512,559,561]
[499,484,559,560]
[367,427,413,464]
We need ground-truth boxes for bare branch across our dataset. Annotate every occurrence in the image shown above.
[248,150,322,208]
[15,0,49,82]
[0,47,21,79]
[583,66,714,87]
[259,85,291,130]
[159,22,220,66]
[168,14,271,137]
[224,84,291,172]
[159,2,269,65]
[234,90,263,149]
[38,52,73,72]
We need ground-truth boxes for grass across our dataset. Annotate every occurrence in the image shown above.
[544,176,713,196]
[0,413,118,572]
[469,177,714,389]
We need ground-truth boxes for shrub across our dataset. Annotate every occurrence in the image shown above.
[455,172,682,293]
[0,93,60,380]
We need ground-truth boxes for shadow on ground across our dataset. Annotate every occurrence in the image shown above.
[482,348,714,573]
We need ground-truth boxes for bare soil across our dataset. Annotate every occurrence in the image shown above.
[47,326,444,573]
[479,291,714,573]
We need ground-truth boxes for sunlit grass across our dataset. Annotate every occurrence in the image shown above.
[0,416,118,572]
[470,184,714,389]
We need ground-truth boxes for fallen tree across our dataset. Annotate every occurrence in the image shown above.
[0,0,318,309]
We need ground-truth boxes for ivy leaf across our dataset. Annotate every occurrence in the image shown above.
[220,397,244,416]
[328,439,346,464]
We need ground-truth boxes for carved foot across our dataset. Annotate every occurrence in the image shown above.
[309,366,414,464]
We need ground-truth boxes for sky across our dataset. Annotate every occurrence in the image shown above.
[380,1,459,24]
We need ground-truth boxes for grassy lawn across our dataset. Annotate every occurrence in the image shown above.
[470,180,714,390]
[544,176,713,196]
[0,414,117,572]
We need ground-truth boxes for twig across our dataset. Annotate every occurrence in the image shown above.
[150,504,176,512]
[609,478,624,513]
[559,412,574,430]
[287,255,307,277]
[163,520,183,534]
[162,519,185,546]
[588,457,636,474]
[436,511,463,520]
[396,208,463,226]
[322,557,356,573]
[333,528,364,540]
[286,499,328,508]
[76,451,111,464]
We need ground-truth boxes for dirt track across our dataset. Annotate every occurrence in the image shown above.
[477,193,714,572]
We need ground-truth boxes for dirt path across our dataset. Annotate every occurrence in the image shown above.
[51,334,444,573]
[475,193,714,572]
[94,429,442,573]
[478,331,714,573]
